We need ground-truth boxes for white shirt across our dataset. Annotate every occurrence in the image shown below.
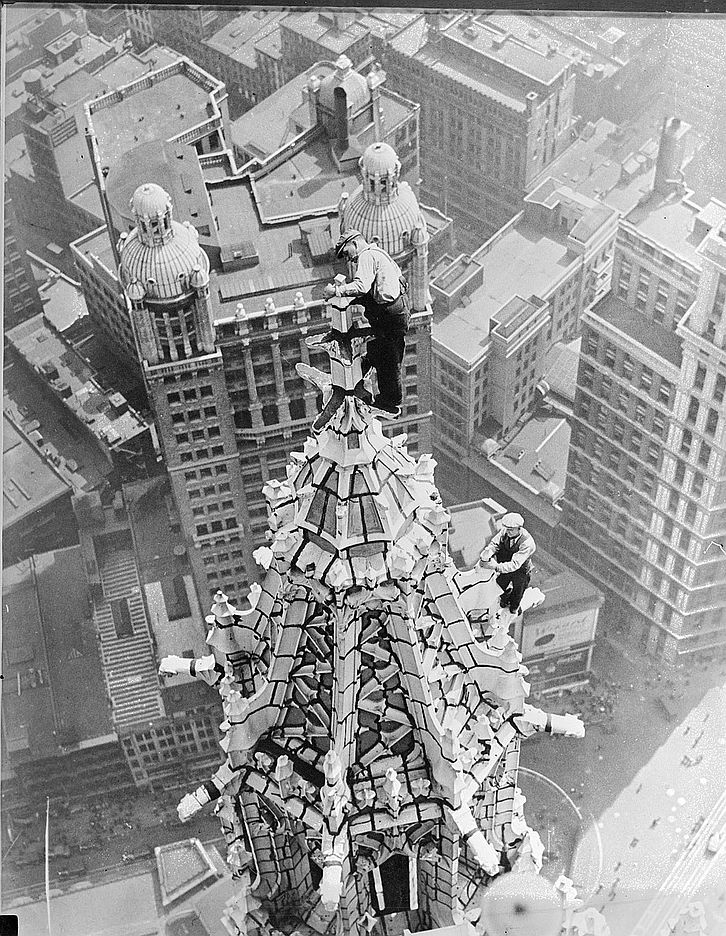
[338,245,402,303]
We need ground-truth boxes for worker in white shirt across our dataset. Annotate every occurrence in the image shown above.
[479,512,536,614]
[324,229,409,416]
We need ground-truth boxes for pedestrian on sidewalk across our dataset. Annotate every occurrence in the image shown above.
[324,229,410,416]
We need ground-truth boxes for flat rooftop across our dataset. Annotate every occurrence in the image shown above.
[124,477,207,688]
[4,374,111,493]
[5,33,114,127]
[209,177,340,307]
[91,72,212,169]
[2,415,71,529]
[251,132,361,222]
[491,414,571,498]
[36,268,89,333]
[281,11,368,52]
[441,13,571,86]
[535,116,657,215]
[626,189,718,270]
[432,220,575,364]
[205,9,286,67]
[2,547,112,765]
[6,315,148,446]
[33,546,112,745]
[488,13,618,75]
[155,838,218,907]
[91,43,180,89]
[106,138,216,250]
[590,292,683,368]
[231,63,336,160]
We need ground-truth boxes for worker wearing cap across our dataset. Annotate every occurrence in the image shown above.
[478,512,536,614]
[324,230,409,416]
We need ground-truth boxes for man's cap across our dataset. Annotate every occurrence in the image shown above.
[502,512,524,528]
[335,229,362,257]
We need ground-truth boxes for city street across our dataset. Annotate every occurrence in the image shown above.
[520,627,726,930]
[2,788,221,904]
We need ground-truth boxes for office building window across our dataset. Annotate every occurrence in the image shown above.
[705,408,719,436]
[694,364,706,390]
[714,374,726,404]
[697,442,711,468]
[686,397,700,423]
[692,472,704,497]
[680,429,692,455]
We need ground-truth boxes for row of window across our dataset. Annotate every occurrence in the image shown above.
[581,334,673,405]
[180,444,225,463]
[184,463,228,481]
[167,385,214,403]
[196,518,237,536]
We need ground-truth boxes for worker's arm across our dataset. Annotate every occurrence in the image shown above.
[479,528,504,563]
[495,534,536,574]
[337,251,376,297]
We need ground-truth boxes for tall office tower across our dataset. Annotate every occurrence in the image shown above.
[562,117,726,661]
[385,12,576,249]
[118,148,437,605]
[117,183,257,606]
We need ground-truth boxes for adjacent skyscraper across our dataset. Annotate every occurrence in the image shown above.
[562,118,726,660]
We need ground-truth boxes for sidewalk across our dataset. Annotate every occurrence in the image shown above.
[521,630,726,823]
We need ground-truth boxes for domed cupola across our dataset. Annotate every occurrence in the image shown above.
[318,54,370,119]
[340,142,427,259]
[118,183,210,303]
[118,183,215,364]
[133,182,174,246]
[360,142,400,206]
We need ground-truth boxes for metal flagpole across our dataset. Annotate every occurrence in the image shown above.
[45,796,52,936]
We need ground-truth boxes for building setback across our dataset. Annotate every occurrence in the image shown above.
[429,179,617,490]
[386,12,576,249]
[561,118,726,660]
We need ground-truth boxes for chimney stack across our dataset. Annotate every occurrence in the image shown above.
[653,116,688,197]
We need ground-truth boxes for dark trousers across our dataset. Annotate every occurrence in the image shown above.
[496,569,530,612]
[360,294,409,407]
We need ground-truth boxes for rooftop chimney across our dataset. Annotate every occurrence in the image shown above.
[653,116,688,197]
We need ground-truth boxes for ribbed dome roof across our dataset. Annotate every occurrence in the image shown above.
[360,142,399,177]
[119,221,209,302]
[131,182,171,219]
[318,54,370,115]
[344,182,425,257]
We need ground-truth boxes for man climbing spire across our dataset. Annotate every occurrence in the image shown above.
[325,229,410,417]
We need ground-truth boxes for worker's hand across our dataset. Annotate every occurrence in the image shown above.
[323,283,336,298]
[478,554,495,568]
